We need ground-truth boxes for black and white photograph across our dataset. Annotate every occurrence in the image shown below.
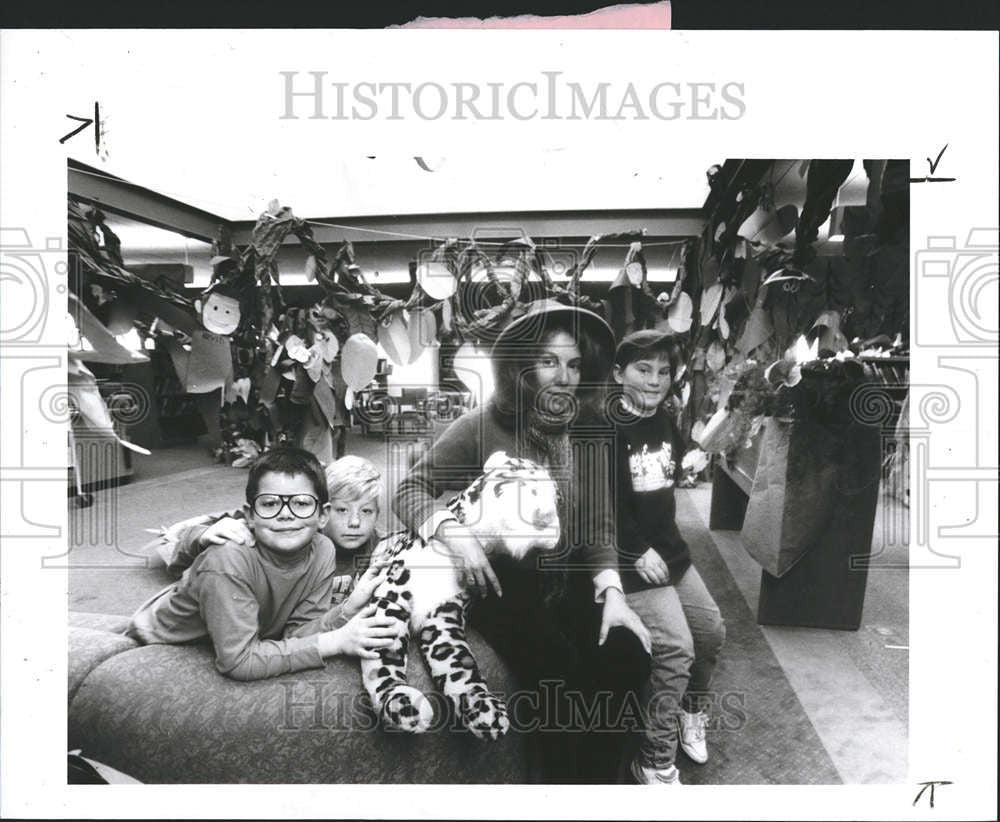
[60,155,910,789]
[1,23,997,821]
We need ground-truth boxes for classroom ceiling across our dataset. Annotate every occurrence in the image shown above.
[67,148,715,222]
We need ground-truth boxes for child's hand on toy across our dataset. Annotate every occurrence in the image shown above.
[635,548,671,586]
[320,603,400,659]
[199,517,252,547]
[342,561,390,619]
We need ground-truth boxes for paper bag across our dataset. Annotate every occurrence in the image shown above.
[740,418,840,577]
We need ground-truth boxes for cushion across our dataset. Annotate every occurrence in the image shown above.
[68,617,138,707]
[68,628,529,784]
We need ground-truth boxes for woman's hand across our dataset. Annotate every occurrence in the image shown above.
[318,603,400,659]
[599,588,652,654]
[198,516,252,547]
[434,520,503,599]
[341,561,389,620]
[635,548,671,586]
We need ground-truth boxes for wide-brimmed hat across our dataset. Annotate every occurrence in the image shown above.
[490,298,615,372]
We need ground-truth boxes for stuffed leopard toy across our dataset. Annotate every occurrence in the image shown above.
[362,450,561,740]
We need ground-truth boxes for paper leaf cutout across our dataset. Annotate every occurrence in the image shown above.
[379,311,411,367]
[624,260,644,286]
[440,296,453,333]
[736,307,774,355]
[284,334,311,363]
[700,283,724,327]
[718,310,730,340]
[312,331,340,363]
[667,291,693,333]
[417,260,457,301]
[341,333,379,391]
[408,308,437,362]
[304,350,325,383]
[706,340,727,372]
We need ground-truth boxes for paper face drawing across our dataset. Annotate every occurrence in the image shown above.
[199,292,241,336]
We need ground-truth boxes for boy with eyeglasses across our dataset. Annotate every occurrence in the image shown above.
[125,447,396,681]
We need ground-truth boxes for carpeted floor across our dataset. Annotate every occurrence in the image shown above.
[69,435,842,784]
[672,502,840,784]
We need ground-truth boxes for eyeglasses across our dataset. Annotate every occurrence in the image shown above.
[250,493,319,519]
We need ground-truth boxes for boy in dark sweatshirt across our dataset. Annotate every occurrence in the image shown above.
[611,330,726,786]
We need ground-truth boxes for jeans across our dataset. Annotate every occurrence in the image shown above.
[626,566,726,770]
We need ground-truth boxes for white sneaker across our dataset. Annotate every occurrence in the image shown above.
[679,710,709,764]
[630,759,682,785]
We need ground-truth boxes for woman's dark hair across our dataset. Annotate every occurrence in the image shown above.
[492,311,612,417]
[245,446,329,504]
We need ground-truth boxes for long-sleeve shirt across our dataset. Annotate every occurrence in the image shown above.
[392,401,623,600]
[613,404,692,593]
[126,525,348,681]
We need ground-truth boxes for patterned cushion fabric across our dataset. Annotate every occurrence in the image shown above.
[68,628,529,784]
[68,623,138,707]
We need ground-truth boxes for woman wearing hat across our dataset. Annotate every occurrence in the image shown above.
[393,299,652,783]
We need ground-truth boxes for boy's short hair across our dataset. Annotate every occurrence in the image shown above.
[324,455,383,508]
[614,329,685,377]
[246,446,329,504]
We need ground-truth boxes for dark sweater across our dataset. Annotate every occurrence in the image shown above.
[392,401,622,595]
[612,403,692,593]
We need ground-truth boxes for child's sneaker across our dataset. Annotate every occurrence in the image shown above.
[679,710,709,764]
[630,759,682,785]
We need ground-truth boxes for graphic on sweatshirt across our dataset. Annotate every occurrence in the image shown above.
[628,441,675,492]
